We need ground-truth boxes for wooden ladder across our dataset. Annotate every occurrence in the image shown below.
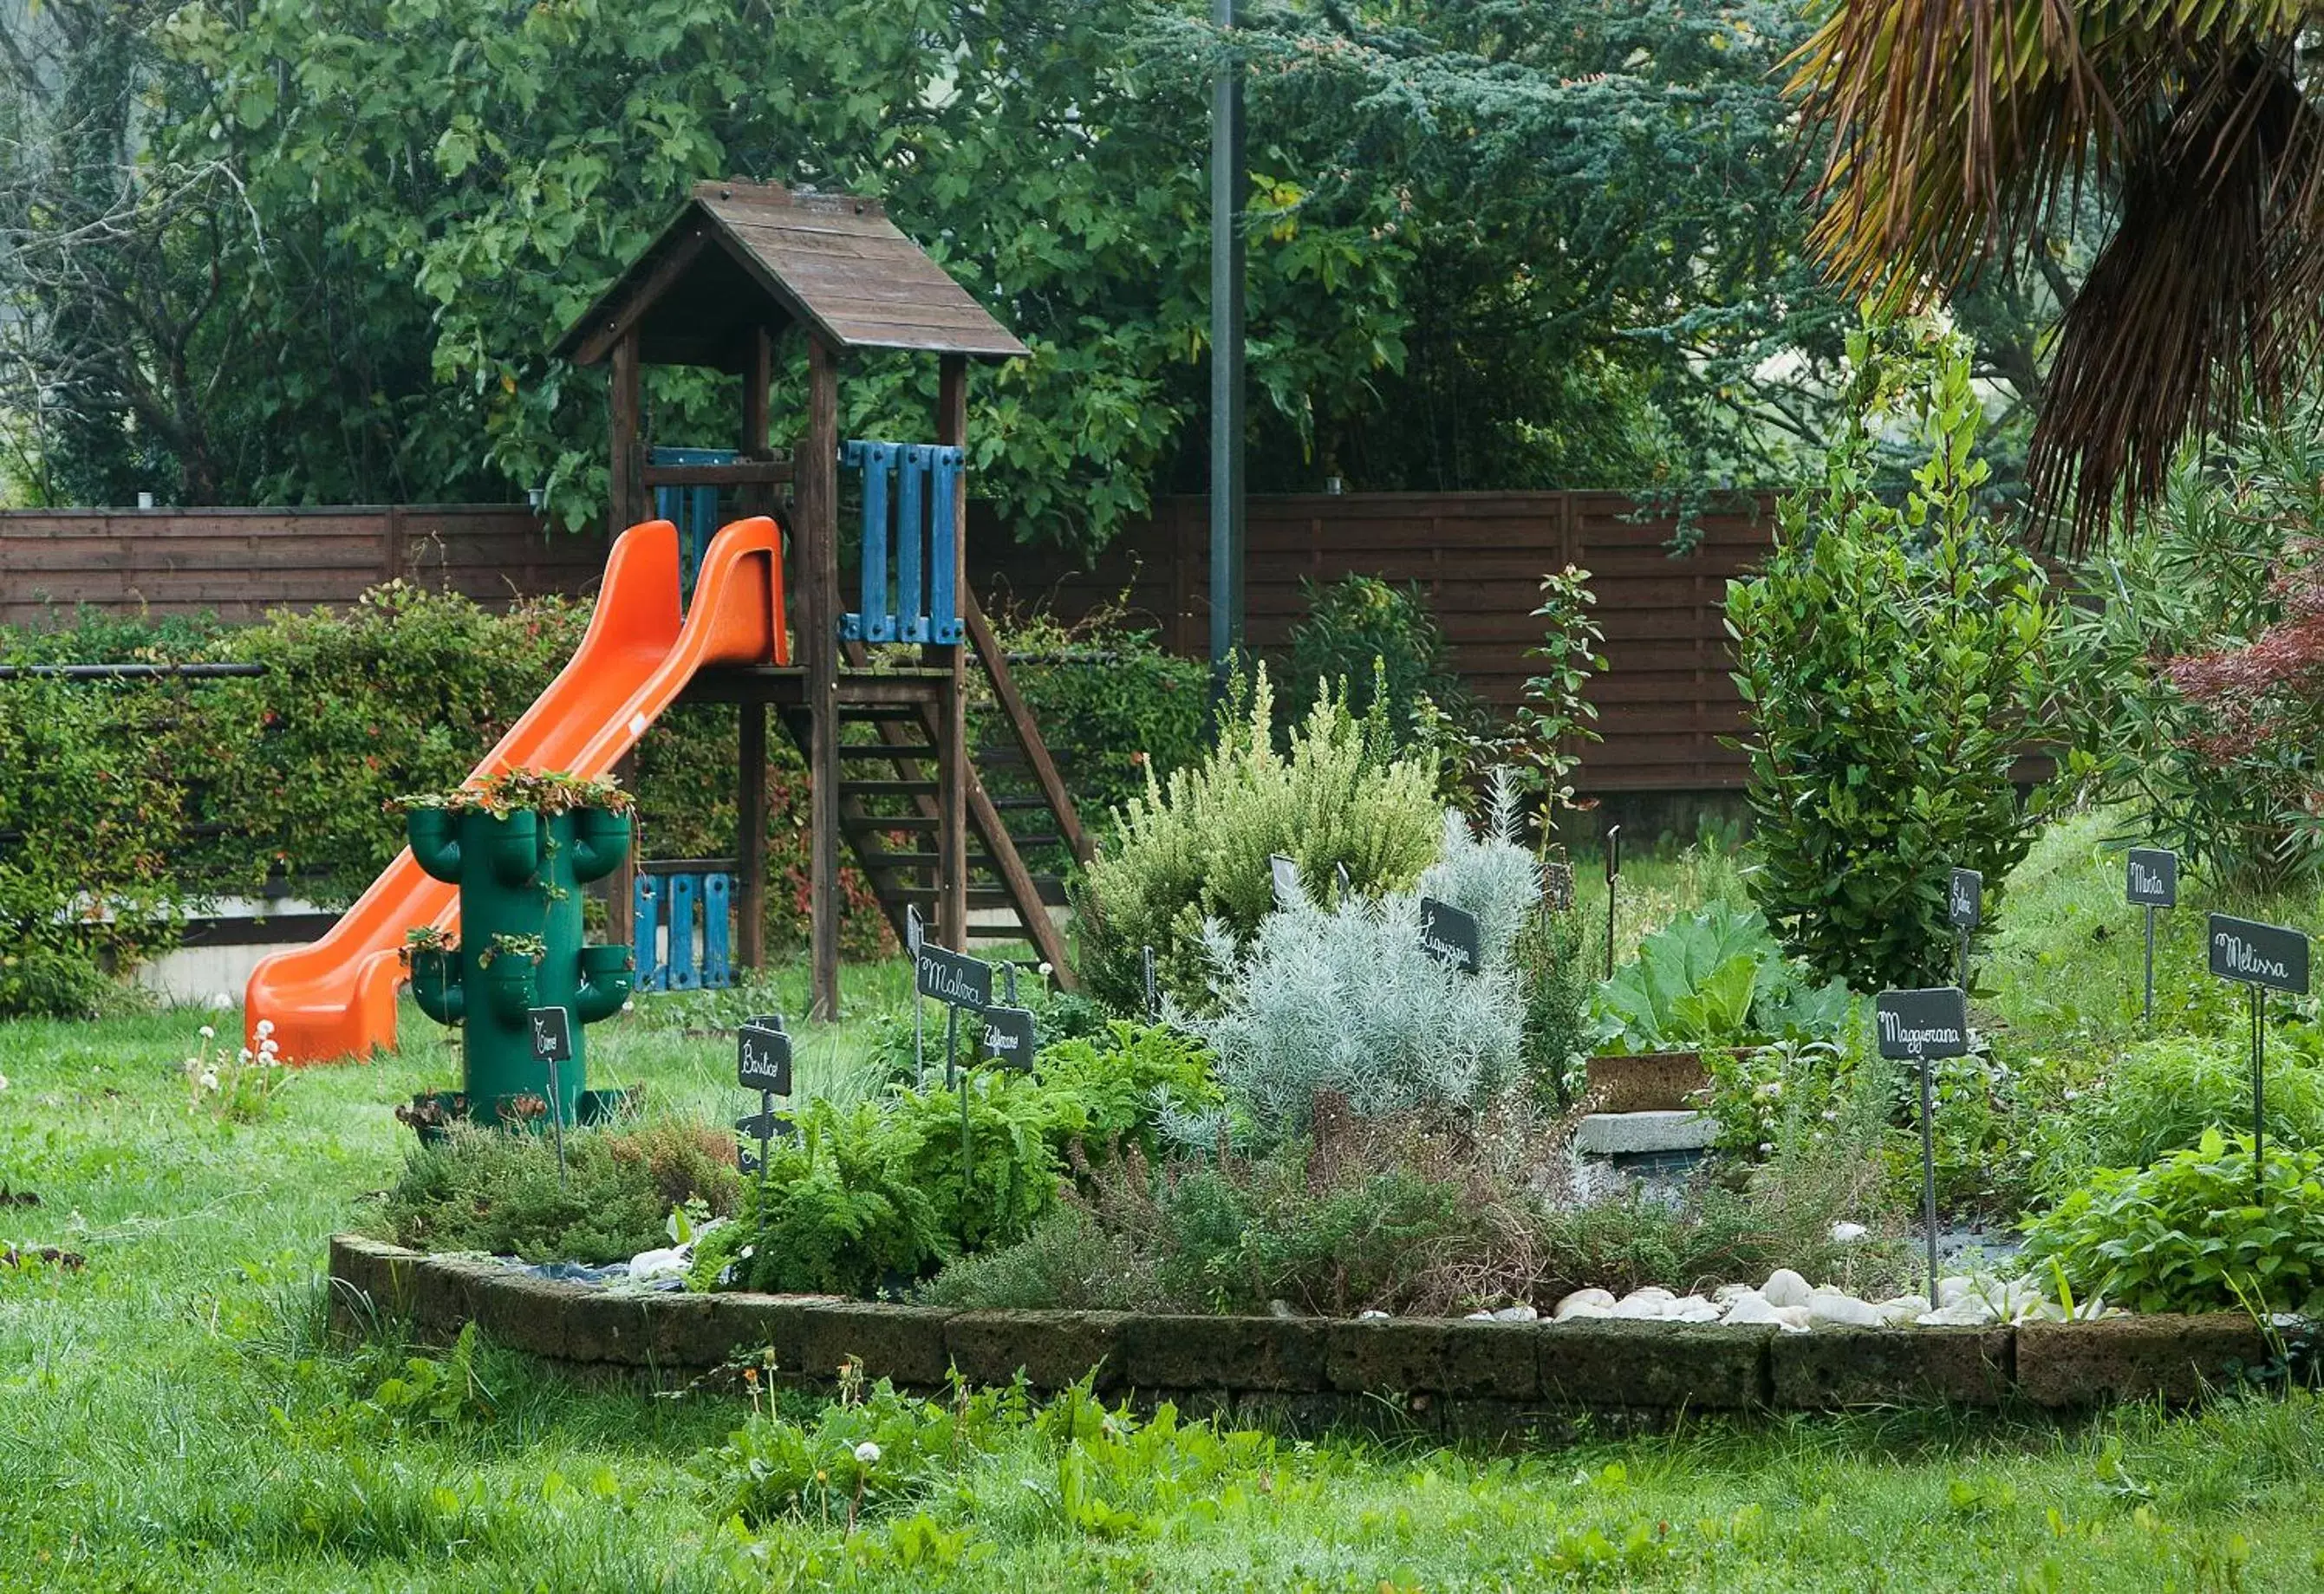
[787,592,1087,982]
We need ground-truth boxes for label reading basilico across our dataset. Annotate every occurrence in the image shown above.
[2207,914,2310,995]
[915,943,993,1010]
[1874,988,1970,1061]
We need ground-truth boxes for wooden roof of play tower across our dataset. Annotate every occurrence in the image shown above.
[555,180,1028,369]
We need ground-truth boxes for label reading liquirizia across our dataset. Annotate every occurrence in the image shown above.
[1874,988,1970,1061]
[2126,848,2178,908]
[1417,896,1481,975]
[2207,914,2309,995]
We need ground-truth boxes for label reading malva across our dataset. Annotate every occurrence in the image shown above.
[2207,914,2309,995]
[1874,988,1970,1061]
[915,943,993,1009]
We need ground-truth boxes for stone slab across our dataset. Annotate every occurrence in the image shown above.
[2016,1316,2275,1408]
[1323,1317,1539,1401]
[1537,1320,1771,1409]
[946,1310,1127,1391]
[782,1301,955,1388]
[1121,1313,1327,1393]
[1773,1325,2013,1408]
[1585,1052,1716,1114]
[1576,1111,1719,1155]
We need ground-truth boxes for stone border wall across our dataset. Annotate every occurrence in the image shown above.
[329,1237,2300,1434]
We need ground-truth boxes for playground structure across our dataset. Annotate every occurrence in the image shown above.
[246,181,1084,1063]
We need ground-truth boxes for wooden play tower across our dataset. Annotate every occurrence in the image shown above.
[554,180,1084,1018]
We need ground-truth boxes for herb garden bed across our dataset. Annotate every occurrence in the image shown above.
[328,1236,2308,1433]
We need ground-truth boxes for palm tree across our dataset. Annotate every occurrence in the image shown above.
[1791,2,2324,549]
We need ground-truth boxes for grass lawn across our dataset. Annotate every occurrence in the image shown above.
[3,957,2321,1591]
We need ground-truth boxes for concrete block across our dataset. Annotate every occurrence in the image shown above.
[944,1310,1129,1392]
[2016,1316,2275,1408]
[1323,1317,1539,1401]
[1772,1327,2014,1409]
[1121,1314,1327,1393]
[1576,1111,1718,1155]
[784,1302,955,1388]
[1537,1319,1771,1409]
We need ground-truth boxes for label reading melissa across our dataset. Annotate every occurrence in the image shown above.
[2126,848,2178,908]
[1418,896,1481,975]
[2207,914,2309,994]
[1874,988,1970,1061]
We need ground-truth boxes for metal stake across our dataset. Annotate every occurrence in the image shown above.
[2253,986,2267,1202]
[1919,1052,1940,1306]
[544,1054,567,1187]
[2144,904,2157,1025]
[1603,824,1621,980]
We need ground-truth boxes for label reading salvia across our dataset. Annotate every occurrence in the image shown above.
[1417,896,1481,975]
[1947,869,1982,931]
[915,943,993,1010]
[1874,988,1970,1061]
[979,1005,1038,1071]
[2207,914,2310,995]
[737,1020,792,1095]
[2125,848,2178,908]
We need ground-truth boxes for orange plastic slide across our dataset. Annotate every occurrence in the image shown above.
[244,515,789,1064]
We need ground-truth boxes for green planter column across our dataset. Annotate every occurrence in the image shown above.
[407,802,635,1127]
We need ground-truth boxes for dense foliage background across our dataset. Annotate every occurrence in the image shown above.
[0,1,2085,545]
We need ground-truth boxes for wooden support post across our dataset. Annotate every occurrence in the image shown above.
[803,336,843,1019]
[608,748,638,951]
[742,325,774,514]
[738,700,767,970]
[934,355,970,953]
[609,329,642,533]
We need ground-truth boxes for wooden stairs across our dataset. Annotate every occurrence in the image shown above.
[782,594,1087,980]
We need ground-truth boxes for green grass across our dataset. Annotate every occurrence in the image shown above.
[5,962,2324,1590]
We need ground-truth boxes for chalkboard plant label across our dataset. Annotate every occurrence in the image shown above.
[1874,988,1970,1060]
[1269,854,1301,908]
[525,1006,574,1064]
[2126,848,2178,908]
[737,1022,792,1095]
[734,1111,792,1143]
[979,1005,1038,1070]
[1418,896,1481,974]
[915,943,993,1009]
[2207,914,2310,994]
[1542,860,1575,914]
[1947,869,1982,931]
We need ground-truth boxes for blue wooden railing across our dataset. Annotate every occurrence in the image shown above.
[840,440,964,645]
[632,871,735,992]
[650,446,733,598]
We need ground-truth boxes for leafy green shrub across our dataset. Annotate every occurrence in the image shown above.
[371,1120,739,1264]
[2047,413,2324,887]
[1726,327,2053,991]
[920,1202,1166,1312]
[2021,1132,2324,1317]
[1592,901,1852,1056]
[1285,573,1475,758]
[1075,666,1442,1012]
[1182,803,1536,1144]
[2028,1036,2324,1200]
[1514,565,1607,817]
[693,1376,1012,1526]
[726,1100,947,1297]
[1032,1020,1221,1162]
[1517,901,1595,1108]
[0,673,194,1015]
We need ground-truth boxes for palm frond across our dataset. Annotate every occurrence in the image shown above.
[1792,2,2324,550]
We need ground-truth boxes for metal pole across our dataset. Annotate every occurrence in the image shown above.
[1956,927,1968,995]
[1920,1054,1940,1305]
[944,1004,960,1092]
[544,1055,567,1187]
[2254,986,2267,1203]
[1208,0,1246,686]
[2144,905,2156,1024]
[1603,824,1621,980]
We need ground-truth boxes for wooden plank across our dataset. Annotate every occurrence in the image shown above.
[934,355,970,952]
[962,591,1090,866]
[738,701,767,970]
[609,329,642,533]
[803,335,843,1020]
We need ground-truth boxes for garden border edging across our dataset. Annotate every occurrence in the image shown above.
[327,1236,2293,1427]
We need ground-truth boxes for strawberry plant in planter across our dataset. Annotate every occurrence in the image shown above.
[394,769,637,1130]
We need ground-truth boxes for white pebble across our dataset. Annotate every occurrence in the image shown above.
[1721,1292,1780,1326]
[1807,1292,1885,1328]
[1761,1268,1811,1308]
[1490,1304,1540,1323]
[1611,1291,1670,1320]
[1830,1221,1869,1243]
[1553,1288,1617,1321]
[1665,1295,1722,1323]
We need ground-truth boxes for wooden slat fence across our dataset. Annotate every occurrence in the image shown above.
[0,505,610,628]
[972,491,1777,793]
[3,491,1774,792]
